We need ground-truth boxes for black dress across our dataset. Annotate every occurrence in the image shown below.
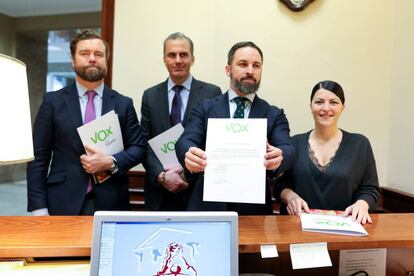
[275,130,380,214]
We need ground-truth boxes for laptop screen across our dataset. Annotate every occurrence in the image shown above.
[90,211,238,276]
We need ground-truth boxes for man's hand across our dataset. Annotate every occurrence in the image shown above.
[281,188,310,216]
[344,199,372,225]
[80,144,113,174]
[158,165,189,193]
[184,147,207,173]
[264,143,283,171]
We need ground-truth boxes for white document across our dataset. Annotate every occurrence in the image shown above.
[290,242,332,270]
[339,248,386,276]
[147,123,184,168]
[77,110,124,155]
[300,213,368,236]
[260,244,278,258]
[203,118,267,204]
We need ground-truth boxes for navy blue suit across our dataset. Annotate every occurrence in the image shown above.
[27,83,146,215]
[175,92,296,215]
[141,79,221,210]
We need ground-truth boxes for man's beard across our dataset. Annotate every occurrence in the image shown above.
[231,74,260,95]
[75,64,107,82]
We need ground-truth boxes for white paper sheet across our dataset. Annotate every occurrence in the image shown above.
[77,110,124,155]
[203,118,267,204]
[147,123,184,168]
[260,244,279,258]
[290,242,332,270]
[339,248,386,276]
[300,213,368,236]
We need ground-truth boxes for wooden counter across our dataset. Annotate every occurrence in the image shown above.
[239,213,414,253]
[0,213,413,258]
[0,216,92,258]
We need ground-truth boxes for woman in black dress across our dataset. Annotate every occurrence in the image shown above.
[276,80,379,224]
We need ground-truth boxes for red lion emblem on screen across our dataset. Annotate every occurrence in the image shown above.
[155,242,197,276]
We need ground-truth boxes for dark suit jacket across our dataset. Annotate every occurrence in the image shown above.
[140,78,221,210]
[175,92,296,215]
[27,83,146,215]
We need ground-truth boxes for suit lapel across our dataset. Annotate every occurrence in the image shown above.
[248,95,269,118]
[64,83,83,129]
[102,85,116,115]
[63,84,86,153]
[213,92,231,118]
[158,80,171,130]
[183,79,201,124]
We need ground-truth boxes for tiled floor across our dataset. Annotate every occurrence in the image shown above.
[0,181,30,216]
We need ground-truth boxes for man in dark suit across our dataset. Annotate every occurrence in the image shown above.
[175,41,296,215]
[141,32,221,211]
[27,30,146,215]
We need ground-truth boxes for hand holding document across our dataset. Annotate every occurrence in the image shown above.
[203,118,267,204]
[300,212,368,236]
[77,111,124,183]
[147,123,184,168]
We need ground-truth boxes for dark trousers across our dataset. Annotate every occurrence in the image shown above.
[80,191,97,215]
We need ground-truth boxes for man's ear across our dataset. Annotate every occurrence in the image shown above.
[225,64,231,77]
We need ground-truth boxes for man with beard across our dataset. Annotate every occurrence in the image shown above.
[27,30,146,215]
[140,32,221,211]
[175,41,296,215]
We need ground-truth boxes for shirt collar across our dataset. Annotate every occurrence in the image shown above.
[228,88,256,103]
[76,81,104,98]
[167,75,193,92]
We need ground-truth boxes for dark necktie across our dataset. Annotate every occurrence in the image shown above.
[233,97,247,118]
[170,85,183,126]
[84,90,96,193]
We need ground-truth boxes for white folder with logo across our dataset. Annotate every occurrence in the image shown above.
[77,110,124,155]
[147,123,184,168]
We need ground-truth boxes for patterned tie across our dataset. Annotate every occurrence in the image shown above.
[170,85,183,126]
[84,90,96,193]
[233,97,247,118]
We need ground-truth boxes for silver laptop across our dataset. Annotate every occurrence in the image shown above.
[90,211,239,276]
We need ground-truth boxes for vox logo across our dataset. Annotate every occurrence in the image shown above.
[315,219,350,227]
[225,122,248,133]
[161,140,177,154]
[90,127,113,144]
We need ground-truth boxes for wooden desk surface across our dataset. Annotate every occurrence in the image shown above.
[0,213,413,258]
[239,213,414,253]
[0,216,92,258]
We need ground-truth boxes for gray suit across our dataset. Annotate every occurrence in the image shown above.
[140,78,221,210]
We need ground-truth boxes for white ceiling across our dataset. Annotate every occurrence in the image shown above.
[0,0,101,17]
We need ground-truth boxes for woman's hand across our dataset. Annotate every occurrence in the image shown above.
[280,188,310,216]
[344,199,372,224]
